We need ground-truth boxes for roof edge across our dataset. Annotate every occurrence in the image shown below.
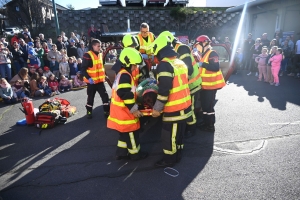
[226,0,273,13]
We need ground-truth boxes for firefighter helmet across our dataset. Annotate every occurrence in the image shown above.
[196,35,211,44]
[122,34,139,48]
[159,31,176,43]
[119,48,143,67]
[151,35,171,56]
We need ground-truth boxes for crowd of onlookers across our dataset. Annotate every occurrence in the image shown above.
[232,30,300,86]
[0,25,119,104]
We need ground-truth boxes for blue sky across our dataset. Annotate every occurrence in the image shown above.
[55,0,99,9]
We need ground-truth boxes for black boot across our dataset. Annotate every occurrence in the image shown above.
[86,110,93,119]
[131,151,148,161]
[198,124,215,132]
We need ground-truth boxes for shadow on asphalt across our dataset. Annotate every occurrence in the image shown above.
[228,70,300,110]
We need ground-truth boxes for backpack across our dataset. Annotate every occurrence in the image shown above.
[39,99,61,112]
[35,111,60,129]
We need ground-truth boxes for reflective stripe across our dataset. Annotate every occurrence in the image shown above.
[163,110,192,122]
[201,79,225,86]
[163,123,177,155]
[171,83,189,93]
[201,70,223,77]
[157,72,173,78]
[190,85,201,95]
[83,51,105,84]
[128,132,140,154]
[124,99,135,104]
[187,95,196,125]
[137,33,154,54]
[157,94,168,101]
[165,95,191,107]
[179,53,190,60]
[108,116,139,125]
[203,112,215,115]
[111,99,126,107]
[117,140,127,148]
[118,83,132,89]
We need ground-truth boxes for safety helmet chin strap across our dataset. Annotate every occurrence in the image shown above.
[200,42,210,53]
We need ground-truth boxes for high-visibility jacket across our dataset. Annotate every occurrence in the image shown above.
[158,57,191,114]
[131,67,140,86]
[83,51,105,84]
[174,43,202,95]
[199,50,226,90]
[107,69,140,133]
[137,32,155,55]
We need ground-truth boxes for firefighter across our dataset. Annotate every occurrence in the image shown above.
[194,35,226,132]
[151,35,193,167]
[136,23,155,59]
[107,48,148,160]
[111,34,145,86]
[82,39,110,119]
[159,31,202,137]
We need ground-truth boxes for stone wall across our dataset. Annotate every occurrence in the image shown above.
[46,7,240,37]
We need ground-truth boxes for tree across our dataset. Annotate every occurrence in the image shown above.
[66,4,75,10]
[0,0,51,35]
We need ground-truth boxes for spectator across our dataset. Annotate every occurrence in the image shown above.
[19,39,28,66]
[88,24,95,37]
[274,29,283,39]
[35,41,44,67]
[1,38,8,48]
[42,42,49,67]
[73,71,86,87]
[211,37,219,44]
[280,40,292,76]
[67,39,78,58]
[224,37,232,49]
[61,31,68,44]
[0,78,17,104]
[77,58,82,71]
[282,35,294,50]
[242,33,255,70]
[69,57,78,80]
[48,74,60,94]
[0,43,12,81]
[287,38,300,77]
[10,67,30,95]
[275,35,282,46]
[11,41,25,74]
[27,49,40,69]
[74,30,81,40]
[81,35,88,45]
[39,33,47,44]
[69,32,79,44]
[47,38,53,50]
[11,33,19,46]
[49,56,60,78]
[269,39,277,50]
[58,49,67,62]
[59,56,69,78]
[43,66,53,78]
[59,75,72,92]
[217,36,222,43]
[29,72,44,97]
[95,28,102,40]
[38,75,55,96]
[247,38,262,76]
[261,33,270,48]
[47,44,61,62]
[37,67,44,77]
[266,46,278,84]
[55,35,66,51]
[233,48,243,74]
[22,27,31,38]
[23,33,33,44]
[269,48,283,86]
[28,65,37,78]
[77,41,88,59]
[11,79,27,100]
[255,47,268,81]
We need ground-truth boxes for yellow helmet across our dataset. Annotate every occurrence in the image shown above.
[122,34,138,48]
[151,35,171,56]
[119,48,143,67]
[159,31,176,43]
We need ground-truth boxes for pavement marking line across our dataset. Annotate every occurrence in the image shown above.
[0,156,9,161]
[213,140,267,155]
[269,121,300,125]
[123,166,138,182]
[164,167,179,177]
[0,143,15,151]
[0,105,14,122]
[118,162,128,171]
[0,130,90,191]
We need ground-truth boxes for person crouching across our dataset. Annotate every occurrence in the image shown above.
[107,48,148,161]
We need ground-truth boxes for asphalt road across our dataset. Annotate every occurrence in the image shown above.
[0,70,300,200]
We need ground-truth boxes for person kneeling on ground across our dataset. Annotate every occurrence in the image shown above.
[73,71,87,87]
[107,48,148,161]
[0,78,17,104]
[59,75,72,92]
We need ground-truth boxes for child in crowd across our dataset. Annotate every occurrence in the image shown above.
[48,74,60,95]
[234,48,243,74]
[59,75,72,92]
[69,57,78,81]
[0,78,17,104]
[255,47,269,82]
[27,49,40,69]
[38,76,55,96]
[269,48,283,86]
[77,58,82,72]
[37,67,44,77]
[43,66,53,78]
[73,71,87,87]
[12,80,27,100]
[29,72,44,97]
[59,56,70,79]
[266,46,278,84]
[49,56,60,78]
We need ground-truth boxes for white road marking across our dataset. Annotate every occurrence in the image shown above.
[269,121,300,125]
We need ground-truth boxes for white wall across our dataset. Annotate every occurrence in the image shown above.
[188,0,247,7]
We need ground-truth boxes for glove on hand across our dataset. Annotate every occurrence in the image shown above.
[198,62,203,67]
[88,78,94,84]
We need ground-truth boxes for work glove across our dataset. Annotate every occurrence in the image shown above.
[88,78,94,84]
[198,62,203,67]
[152,110,161,118]
[133,110,143,118]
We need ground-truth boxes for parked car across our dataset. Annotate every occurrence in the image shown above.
[99,0,118,5]
[3,27,20,36]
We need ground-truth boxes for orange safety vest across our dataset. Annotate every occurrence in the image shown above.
[107,69,140,133]
[159,57,191,113]
[83,51,105,84]
[199,50,226,90]
[137,32,155,54]
[131,67,140,86]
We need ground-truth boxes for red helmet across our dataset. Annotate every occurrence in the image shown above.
[196,35,211,44]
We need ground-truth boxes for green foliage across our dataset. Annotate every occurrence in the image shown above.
[66,4,75,10]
